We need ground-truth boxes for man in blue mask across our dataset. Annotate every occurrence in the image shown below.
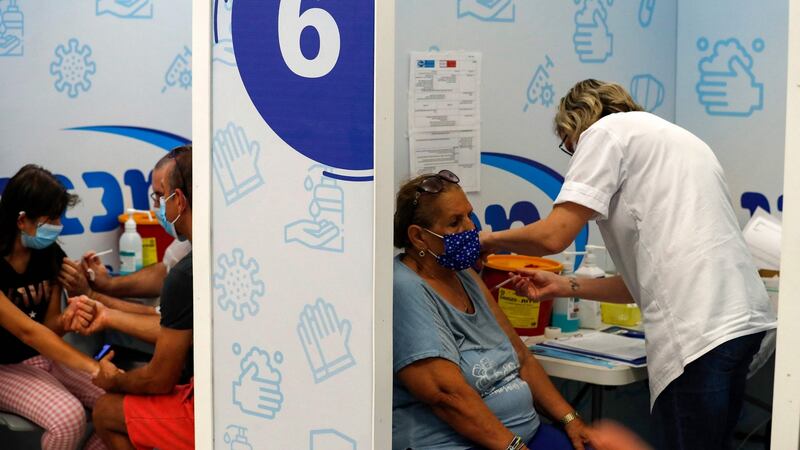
[58,146,192,306]
[88,146,196,450]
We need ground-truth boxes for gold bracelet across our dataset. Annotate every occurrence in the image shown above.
[559,411,581,426]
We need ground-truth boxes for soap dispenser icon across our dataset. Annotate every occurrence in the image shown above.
[224,425,253,450]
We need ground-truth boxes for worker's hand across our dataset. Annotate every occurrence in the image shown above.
[478,230,497,255]
[82,251,112,292]
[58,258,91,297]
[564,417,593,450]
[477,230,499,270]
[587,420,652,450]
[509,269,570,301]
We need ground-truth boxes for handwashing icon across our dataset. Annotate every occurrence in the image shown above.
[573,0,614,64]
[695,37,764,117]
[232,345,284,420]
[162,46,192,93]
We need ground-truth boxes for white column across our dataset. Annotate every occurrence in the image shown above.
[373,0,395,446]
[191,0,213,448]
[772,0,800,447]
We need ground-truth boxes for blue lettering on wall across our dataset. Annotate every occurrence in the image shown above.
[125,169,153,211]
[741,191,783,215]
[83,172,124,232]
[55,174,86,236]
[484,201,540,232]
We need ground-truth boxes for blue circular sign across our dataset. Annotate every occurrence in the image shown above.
[233,0,374,171]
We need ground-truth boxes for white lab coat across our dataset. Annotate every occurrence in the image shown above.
[554,111,777,408]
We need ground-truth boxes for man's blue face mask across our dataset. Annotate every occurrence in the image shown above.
[157,192,186,241]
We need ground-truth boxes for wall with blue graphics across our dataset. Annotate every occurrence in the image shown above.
[395,0,677,264]
[396,0,678,258]
[676,0,787,224]
[0,1,191,260]
[396,0,787,256]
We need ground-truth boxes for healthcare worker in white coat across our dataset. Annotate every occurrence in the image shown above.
[480,79,777,450]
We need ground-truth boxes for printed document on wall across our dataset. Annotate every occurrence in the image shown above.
[409,51,481,192]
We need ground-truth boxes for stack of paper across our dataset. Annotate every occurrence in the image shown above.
[742,208,782,270]
[537,332,647,367]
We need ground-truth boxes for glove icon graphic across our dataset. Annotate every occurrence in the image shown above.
[213,122,264,205]
[573,0,613,63]
[696,38,764,117]
[298,298,356,383]
[213,0,236,66]
[232,347,284,419]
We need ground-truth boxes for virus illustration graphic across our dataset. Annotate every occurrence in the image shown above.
[214,248,265,320]
[50,38,96,98]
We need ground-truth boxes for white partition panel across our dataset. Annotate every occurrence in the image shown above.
[772,0,800,446]
[201,0,393,447]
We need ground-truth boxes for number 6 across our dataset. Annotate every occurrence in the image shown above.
[278,0,340,78]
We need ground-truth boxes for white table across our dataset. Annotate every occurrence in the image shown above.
[523,333,648,420]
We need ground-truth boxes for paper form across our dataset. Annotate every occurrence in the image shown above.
[408,51,482,192]
[742,208,782,270]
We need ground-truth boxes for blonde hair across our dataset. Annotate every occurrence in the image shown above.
[554,79,643,144]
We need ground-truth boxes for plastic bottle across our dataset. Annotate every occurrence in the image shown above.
[575,245,606,329]
[552,252,581,333]
[119,209,143,275]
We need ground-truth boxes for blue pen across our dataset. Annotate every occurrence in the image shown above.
[94,344,111,360]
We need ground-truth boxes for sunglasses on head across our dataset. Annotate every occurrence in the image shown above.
[413,170,460,206]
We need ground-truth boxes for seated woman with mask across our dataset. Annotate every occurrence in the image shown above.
[393,171,594,450]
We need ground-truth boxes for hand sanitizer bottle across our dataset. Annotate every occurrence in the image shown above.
[119,209,143,275]
[575,245,606,329]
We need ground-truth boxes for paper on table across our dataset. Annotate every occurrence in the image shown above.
[541,332,646,364]
[742,208,782,270]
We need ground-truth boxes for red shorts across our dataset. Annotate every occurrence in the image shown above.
[123,378,195,450]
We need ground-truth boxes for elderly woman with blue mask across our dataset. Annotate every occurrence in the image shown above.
[392,171,596,450]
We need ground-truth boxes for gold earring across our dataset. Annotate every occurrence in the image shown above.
[419,249,426,257]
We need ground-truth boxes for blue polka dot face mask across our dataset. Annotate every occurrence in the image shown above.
[425,228,481,271]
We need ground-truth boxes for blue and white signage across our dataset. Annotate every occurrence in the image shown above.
[233,0,374,172]
[212,0,378,447]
